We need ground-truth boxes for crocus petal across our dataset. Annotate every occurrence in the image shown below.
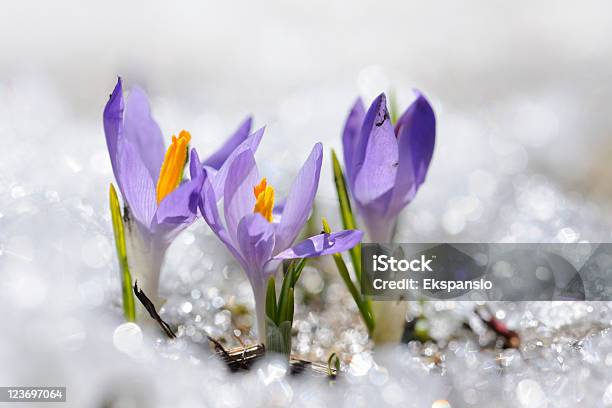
[189,148,204,180]
[236,213,276,277]
[273,230,364,260]
[352,93,398,209]
[236,214,276,345]
[273,143,323,254]
[155,149,204,225]
[401,92,436,186]
[342,98,365,189]
[361,212,395,243]
[210,127,264,200]
[357,187,395,222]
[223,149,260,247]
[202,116,253,170]
[155,179,200,225]
[201,165,217,181]
[387,92,436,217]
[116,138,157,228]
[123,86,166,183]
[199,173,247,271]
[103,77,124,185]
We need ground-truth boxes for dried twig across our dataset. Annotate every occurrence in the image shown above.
[133,281,176,339]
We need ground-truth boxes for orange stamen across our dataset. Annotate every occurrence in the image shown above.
[253,177,274,222]
[156,130,191,204]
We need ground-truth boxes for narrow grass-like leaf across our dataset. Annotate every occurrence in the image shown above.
[331,149,361,283]
[266,317,292,357]
[276,258,307,323]
[323,218,374,334]
[278,288,294,325]
[287,288,295,328]
[270,259,305,357]
[331,250,374,334]
[290,258,307,288]
[277,263,293,323]
[110,184,135,322]
[265,277,277,323]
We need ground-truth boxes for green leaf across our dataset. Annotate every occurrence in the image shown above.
[278,287,294,325]
[276,258,307,323]
[290,258,307,288]
[265,277,277,324]
[109,184,135,322]
[331,149,361,283]
[266,317,292,358]
[331,250,374,334]
[287,288,295,328]
[277,264,292,322]
[269,260,302,357]
[323,218,375,334]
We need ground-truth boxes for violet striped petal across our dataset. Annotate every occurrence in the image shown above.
[274,143,323,254]
[237,213,276,278]
[202,116,252,170]
[223,149,260,247]
[116,137,157,229]
[273,230,363,260]
[123,86,166,183]
[387,92,435,217]
[342,98,365,189]
[210,126,264,200]
[352,93,398,210]
[103,77,124,187]
[199,173,247,271]
[156,149,204,225]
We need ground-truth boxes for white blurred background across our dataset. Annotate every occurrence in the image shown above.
[3,0,612,219]
[2,2,612,406]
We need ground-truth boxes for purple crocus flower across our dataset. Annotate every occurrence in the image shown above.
[103,77,256,307]
[342,92,436,242]
[196,139,363,343]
